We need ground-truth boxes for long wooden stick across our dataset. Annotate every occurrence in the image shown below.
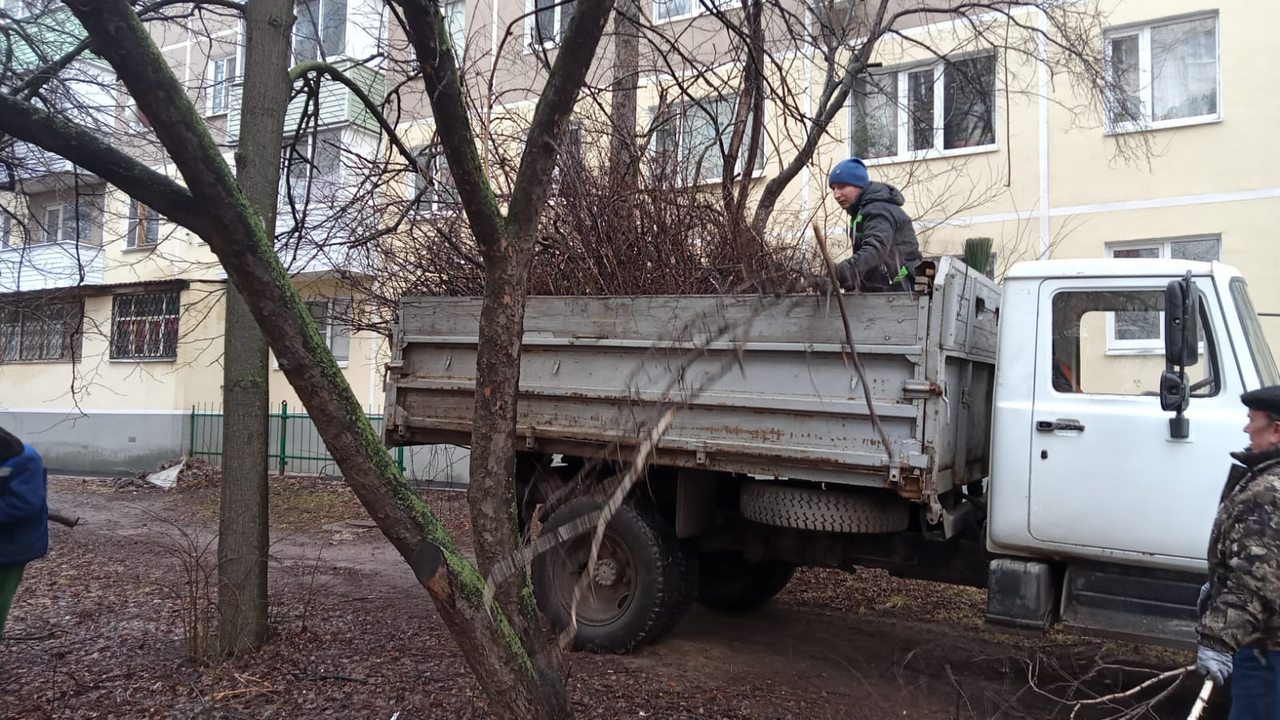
[49,509,80,528]
[1186,679,1214,720]
[810,221,896,467]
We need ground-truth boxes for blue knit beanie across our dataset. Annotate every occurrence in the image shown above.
[828,157,869,188]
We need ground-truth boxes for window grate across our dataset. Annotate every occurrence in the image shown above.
[0,299,83,363]
[110,291,180,360]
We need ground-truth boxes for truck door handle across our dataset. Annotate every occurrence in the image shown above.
[1036,419,1085,433]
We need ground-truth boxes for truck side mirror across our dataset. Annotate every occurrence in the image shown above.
[1164,275,1200,367]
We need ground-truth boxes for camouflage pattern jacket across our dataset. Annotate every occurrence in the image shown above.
[1198,445,1280,652]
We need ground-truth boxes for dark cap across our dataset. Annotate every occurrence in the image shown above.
[1241,386,1280,416]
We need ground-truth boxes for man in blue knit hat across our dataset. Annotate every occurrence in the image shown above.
[827,157,922,292]
[0,425,48,638]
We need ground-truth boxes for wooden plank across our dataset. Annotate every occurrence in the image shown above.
[399,293,923,346]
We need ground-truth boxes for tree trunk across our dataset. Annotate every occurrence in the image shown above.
[608,0,641,191]
[466,236,574,717]
[215,0,295,658]
[216,283,271,655]
[7,1,616,716]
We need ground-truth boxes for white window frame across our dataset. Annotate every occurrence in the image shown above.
[649,94,767,186]
[407,144,459,216]
[126,200,161,249]
[284,131,343,209]
[207,54,237,116]
[848,52,999,164]
[444,0,466,62]
[1104,236,1221,354]
[294,0,347,62]
[524,0,573,49]
[652,0,731,24]
[0,0,34,20]
[305,297,352,363]
[1103,13,1221,134]
[39,203,91,245]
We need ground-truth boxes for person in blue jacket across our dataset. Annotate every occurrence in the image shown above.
[828,157,922,292]
[0,425,48,638]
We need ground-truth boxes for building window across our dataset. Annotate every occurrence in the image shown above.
[1105,236,1220,352]
[0,299,82,363]
[1105,15,1219,130]
[653,0,733,22]
[653,0,690,21]
[306,297,351,361]
[126,200,161,249]
[0,214,10,246]
[207,55,237,116]
[408,145,459,215]
[110,291,180,360]
[38,203,92,245]
[284,132,342,208]
[849,53,997,161]
[652,94,765,184]
[529,0,574,45]
[444,0,466,60]
[0,0,36,20]
[295,0,346,62]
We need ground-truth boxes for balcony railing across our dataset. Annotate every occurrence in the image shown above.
[0,242,105,293]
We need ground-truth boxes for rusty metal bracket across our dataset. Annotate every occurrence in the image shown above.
[901,379,942,400]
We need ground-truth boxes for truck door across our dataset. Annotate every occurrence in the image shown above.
[1027,277,1242,561]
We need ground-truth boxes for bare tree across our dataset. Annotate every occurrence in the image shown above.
[0,0,624,716]
[216,0,295,658]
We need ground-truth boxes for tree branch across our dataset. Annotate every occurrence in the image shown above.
[505,0,616,236]
[393,0,507,255]
[289,60,420,171]
[0,92,203,232]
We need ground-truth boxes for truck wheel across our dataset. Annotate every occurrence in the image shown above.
[532,498,696,653]
[696,552,794,613]
[740,482,909,533]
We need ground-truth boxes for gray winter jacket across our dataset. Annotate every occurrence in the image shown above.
[835,182,922,292]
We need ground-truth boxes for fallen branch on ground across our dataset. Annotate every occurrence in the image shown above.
[49,509,80,528]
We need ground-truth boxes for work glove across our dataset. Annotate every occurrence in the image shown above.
[834,261,857,291]
[797,270,833,295]
[1197,581,1211,617]
[1197,645,1233,685]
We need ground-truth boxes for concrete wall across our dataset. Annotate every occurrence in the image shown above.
[0,409,190,476]
[1,404,472,487]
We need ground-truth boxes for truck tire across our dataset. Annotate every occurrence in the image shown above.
[696,552,794,613]
[740,482,909,533]
[532,498,696,653]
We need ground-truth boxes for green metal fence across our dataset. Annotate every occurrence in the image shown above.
[189,401,405,476]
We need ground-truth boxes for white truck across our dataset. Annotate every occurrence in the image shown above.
[384,257,1279,652]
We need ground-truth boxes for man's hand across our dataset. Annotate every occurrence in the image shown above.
[1197,645,1233,685]
[834,261,857,291]
[1197,581,1211,617]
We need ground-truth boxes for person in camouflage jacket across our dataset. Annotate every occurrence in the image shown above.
[1197,385,1280,718]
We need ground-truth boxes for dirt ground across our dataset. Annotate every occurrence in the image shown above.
[0,474,1222,719]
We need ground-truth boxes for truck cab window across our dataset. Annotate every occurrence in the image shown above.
[1230,277,1280,386]
[1051,290,1218,397]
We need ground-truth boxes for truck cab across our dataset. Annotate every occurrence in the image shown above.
[985,259,1280,642]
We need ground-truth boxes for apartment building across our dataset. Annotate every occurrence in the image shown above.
[1,0,1274,471]
[0,1,394,474]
